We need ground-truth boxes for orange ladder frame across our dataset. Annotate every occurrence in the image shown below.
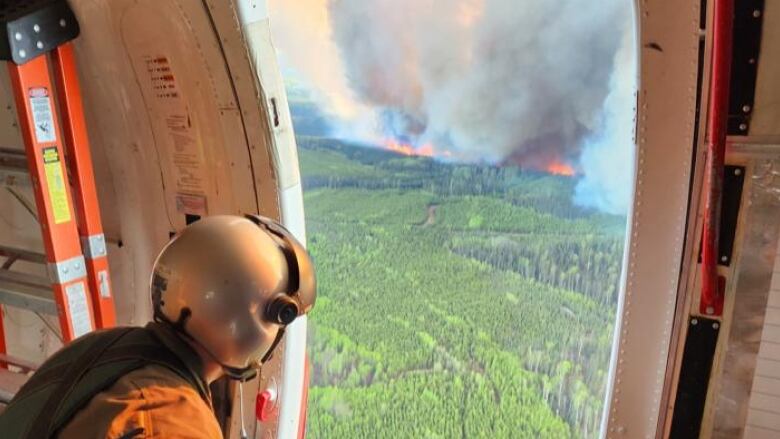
[0,42,115,353]
[51,44,115,329]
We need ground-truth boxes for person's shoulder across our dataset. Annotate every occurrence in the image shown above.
[115,364,213,415]
[123,365,222,437]
[60,364,223,439]
[121,363,198,391]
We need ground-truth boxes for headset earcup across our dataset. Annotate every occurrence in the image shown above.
[267,296,299,325]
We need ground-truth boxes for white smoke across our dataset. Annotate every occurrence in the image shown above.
[574,26,636,214]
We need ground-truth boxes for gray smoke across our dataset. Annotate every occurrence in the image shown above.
[327,0,632,166]
[268,0,636,213]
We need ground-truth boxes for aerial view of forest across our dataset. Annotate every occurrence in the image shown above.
[298,134,627,438]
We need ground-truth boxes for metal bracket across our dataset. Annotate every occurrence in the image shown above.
[46,255,86,284]
[669,317,721,438]
[727,0,765,134]
[698,165,745,267]
[717,165,745,266]
[0,1,80,65]
[80,233,107,259]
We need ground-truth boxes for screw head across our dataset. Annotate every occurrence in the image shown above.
[739,123,748,131]
[742,105,751,113]
[734,168,742,176]
[59,19,67,27]
[36,41,43,49]
[749,58,756,64]
[753,10,762,18]
[713,322,720,329]
[692,319,699,325]
[18,49,26,58]
[721,255,728,262]
[33,24,40,33]
[14,32,22,41]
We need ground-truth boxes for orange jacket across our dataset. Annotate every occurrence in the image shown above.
[58,363,223,439]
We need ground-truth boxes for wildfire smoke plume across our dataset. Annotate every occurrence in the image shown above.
[268,0,635,213]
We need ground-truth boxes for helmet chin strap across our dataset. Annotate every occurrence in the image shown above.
[260,327,286,364]
[155,311,288,382]
[220,361,259,382]
[217,326,287,381]
[212,327,288,439]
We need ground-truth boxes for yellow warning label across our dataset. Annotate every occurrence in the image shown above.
[43,147,59,163]
[42,147,71,224]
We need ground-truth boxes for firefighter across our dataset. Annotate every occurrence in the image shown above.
[0,215,316,438]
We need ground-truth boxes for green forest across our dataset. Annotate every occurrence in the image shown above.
[298,136,626,438]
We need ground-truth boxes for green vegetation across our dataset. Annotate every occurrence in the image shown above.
[301,137,625,438]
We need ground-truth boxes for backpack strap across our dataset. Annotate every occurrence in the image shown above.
[20,325,210,439]
[25,327,135,439]
[92,342,210,400]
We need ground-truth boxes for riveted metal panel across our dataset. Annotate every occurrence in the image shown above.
[601,0,702,437]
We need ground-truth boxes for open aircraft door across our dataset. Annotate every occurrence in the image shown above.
[0,1,306,437]
[1,0,780,438]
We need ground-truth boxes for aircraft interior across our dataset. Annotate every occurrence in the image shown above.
[0,0,779,438]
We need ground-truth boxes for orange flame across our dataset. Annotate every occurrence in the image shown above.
[546,161,576,176]
[383,139,436,157]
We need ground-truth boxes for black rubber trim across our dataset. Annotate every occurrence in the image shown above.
[669,317,720,439]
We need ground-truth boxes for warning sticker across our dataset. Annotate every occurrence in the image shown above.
[65,281,93,337]
[98,270,111,298]
[29,87,56,143]
[42,147,71,224]
[140,55,208,196]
